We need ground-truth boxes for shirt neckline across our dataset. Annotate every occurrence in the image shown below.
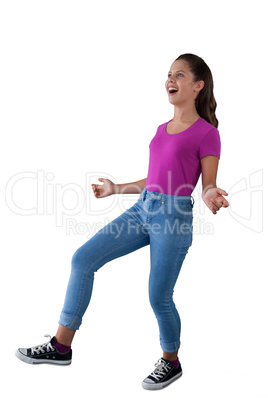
[164,117,202,135]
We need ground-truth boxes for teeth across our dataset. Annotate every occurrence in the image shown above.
[169,88,178,92]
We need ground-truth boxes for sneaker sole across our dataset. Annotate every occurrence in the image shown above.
[15,349,72,365]
[141,370,183,390]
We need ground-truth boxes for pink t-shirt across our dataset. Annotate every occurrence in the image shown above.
[145,117,221,196]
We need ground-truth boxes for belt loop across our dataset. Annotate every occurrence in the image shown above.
[142,188,146,201]
[190,195,195,208]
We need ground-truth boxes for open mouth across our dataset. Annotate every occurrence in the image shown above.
[169,89,178,96]
[168,88,179,95]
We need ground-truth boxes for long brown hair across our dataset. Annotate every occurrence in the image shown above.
[175,53,218,128]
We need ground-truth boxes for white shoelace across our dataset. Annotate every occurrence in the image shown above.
[150,358,172,381]
[31,334,55,355]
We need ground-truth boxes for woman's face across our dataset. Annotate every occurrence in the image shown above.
[165,59,202,105]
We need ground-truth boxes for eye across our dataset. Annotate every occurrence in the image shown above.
[168,73,183,78]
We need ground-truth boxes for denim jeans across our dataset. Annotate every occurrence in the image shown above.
[59,187,194,353]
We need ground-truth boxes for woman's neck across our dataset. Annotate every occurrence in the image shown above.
[172,107,200,123]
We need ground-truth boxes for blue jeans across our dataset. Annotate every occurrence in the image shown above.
[59,187,194,353]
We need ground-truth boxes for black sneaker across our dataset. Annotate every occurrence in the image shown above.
[142,357,183,390]
[15,334,72,365]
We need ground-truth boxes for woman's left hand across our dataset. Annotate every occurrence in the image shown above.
[203,187,230,215]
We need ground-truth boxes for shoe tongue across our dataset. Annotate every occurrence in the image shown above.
[162,357,176,366]
[50,336,57,345]
[161,358,171,364]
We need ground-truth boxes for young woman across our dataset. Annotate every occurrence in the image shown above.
[15,53,229,390]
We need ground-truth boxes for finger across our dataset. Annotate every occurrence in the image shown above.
[217,188,228,196]
[215,197,224,206]
[222,199,229,207]
[208,200,217,214]
[210,198,220,211]
[216,197,229,208]
[210,204,216,214]
[92,185,99,197]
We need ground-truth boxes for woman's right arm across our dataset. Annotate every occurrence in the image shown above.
[91,177,147,198]
[114,177,147,194]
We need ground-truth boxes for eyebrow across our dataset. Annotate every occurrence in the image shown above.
[168,70,186,74]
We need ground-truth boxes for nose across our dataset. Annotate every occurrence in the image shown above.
[167,77,175,85]
[166,79,174,90]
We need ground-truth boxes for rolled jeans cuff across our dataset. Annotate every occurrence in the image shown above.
[160,338,180,353]
[58,311,82,330]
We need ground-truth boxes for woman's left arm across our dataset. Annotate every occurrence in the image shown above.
[201,155,230,215]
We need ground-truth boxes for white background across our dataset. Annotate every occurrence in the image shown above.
[1,0,267,400]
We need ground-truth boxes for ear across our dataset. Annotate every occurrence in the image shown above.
[194,80,204,96]
[196,80,204,91]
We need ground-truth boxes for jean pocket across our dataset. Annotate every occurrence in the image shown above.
[163,201,192,219]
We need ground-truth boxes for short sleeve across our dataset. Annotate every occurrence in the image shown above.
[199,127,221,159]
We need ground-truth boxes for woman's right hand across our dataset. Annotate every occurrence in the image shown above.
[91,178,115,198]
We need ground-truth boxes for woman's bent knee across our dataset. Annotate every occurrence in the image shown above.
[71,245,92,272]
[71,241,102,275]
